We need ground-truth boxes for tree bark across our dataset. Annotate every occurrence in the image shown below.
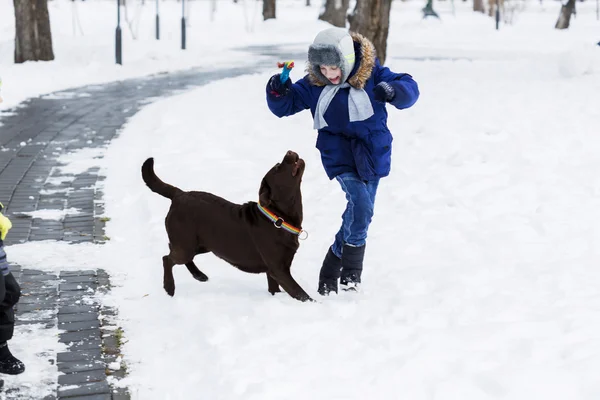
[319,0,350,28]
[487,0,504,17]
[263,0,276,20]
[348,0,392,64]
[13,0,55,63]
[473,0,485,13]
[555,0,576,29]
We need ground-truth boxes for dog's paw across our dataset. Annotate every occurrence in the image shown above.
[164,284,175,297]
[268,287,282,296]
[193,273,209,282]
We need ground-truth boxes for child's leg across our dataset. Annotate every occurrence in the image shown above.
[0,243,24,375]
[334,172,379,249]
[333,172,380,289]
[0,272,24,375]
[319,172,380,294]
[331,206,349,258]
[0,273,20,341]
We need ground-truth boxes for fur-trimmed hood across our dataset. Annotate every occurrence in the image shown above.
[306,31,376,90]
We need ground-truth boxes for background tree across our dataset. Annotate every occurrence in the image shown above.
[474,0,485,13]
[319,0,350,28]
[555,0,576,29]
[487,0,503,17]
[13,0,55,63]
[348,0,393,64]
[263,0,276,20]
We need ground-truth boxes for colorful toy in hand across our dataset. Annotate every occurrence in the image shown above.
[0,202,11,241]
[277,61,295,84]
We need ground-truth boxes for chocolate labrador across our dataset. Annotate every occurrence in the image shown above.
[141,151,312,302]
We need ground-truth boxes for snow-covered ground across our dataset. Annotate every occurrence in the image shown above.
[2,0,600,398]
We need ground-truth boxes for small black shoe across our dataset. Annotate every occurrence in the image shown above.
[340,277,361,292]
[317,247,342,295]
[0,343,25,376]
[318,281,339,296]
[0,354,25,375]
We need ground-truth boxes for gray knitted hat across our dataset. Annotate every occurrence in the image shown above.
[308,28,356,85]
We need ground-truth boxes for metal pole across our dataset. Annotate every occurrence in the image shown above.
[181,0,186,50]
[495,0,500,30]
[156,0,160,40]
[116,0,122,64]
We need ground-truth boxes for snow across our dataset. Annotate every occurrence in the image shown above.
[16,208,82,221]
[2,0,600,398]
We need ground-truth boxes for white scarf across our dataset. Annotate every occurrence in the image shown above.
[313,82,374,130]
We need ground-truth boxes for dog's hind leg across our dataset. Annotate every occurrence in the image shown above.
[270,270,313,302]
[266,273,281,295]
[163,255,176,296]
[186,261,209,282]
[163,243,196,296]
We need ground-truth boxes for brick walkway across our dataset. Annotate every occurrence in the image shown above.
[0,45,305,399]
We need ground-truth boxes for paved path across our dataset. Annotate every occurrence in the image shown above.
[0,45,305,399]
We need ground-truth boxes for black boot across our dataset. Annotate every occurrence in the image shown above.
[317,247,342,295]
[340,244,366,291]
[0,342,25,375]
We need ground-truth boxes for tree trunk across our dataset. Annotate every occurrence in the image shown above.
[263,0,276,20]
[13,0,55,63]
[348,0,392,64]
[555,0,576,29]
[473,0,485,13]
[319,0,350,27]
[487,0,504,17]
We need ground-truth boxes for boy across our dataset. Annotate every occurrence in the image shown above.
[265,27,419,295]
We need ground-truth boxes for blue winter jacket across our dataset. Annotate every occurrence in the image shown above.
[266,32,419,182]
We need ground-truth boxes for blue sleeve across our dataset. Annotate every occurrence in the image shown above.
[266,76,313,118]
[374,59,419,110]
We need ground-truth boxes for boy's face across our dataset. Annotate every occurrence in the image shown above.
[320,65,342,85]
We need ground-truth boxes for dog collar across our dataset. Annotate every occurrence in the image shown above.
[257,203,307,239]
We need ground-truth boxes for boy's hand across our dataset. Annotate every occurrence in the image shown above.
[268,74,292,97]
[0,204,11,240]
[373,82,396,103]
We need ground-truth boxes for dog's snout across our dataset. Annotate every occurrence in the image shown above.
[284,150,299,163]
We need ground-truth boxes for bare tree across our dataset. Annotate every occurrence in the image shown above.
[13,0,54,63]
[474,0,485,13]
[487,0,504,16]
[319,0,350,28]
[263,0,276,20]
[555,0,576,29]
[348,0,393,64]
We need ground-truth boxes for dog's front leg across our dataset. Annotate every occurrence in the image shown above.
[162,255,176,296]
[266,273,281,295]
[270,269,313,302]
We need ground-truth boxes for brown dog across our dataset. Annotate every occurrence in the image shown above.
[141,151,312,302]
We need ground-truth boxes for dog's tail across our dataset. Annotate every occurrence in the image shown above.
[141,158,182,200]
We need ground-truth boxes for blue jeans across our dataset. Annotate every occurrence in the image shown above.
[331,172,380,258]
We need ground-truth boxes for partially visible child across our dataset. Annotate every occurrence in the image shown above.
[265,27,419,295]
[0,202,25,378]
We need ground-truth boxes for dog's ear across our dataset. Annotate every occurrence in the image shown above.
[259,179,271,207]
